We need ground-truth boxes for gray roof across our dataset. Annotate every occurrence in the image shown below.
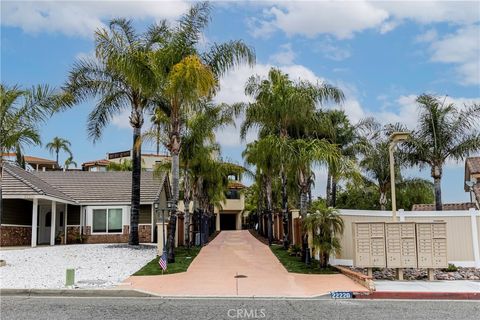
[1,163,169,204]
[34,171,168,204]
[1,163,75,203]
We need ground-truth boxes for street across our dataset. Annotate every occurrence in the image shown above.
[1,296,479,320]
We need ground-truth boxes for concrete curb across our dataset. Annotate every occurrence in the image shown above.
[355,291,480,300]
[0,288,157,297]
[334,265,375,292]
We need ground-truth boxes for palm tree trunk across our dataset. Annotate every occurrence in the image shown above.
[183,170,191,248]
[433,176,442,211]
[167,152,179,262]
[156,124,160,155]
[300,187,309,263]
[331,176,338,208]
[281,166,289,249]
[326,170,332,206]
[129,126,141,245]
[56,150,59,166]
[379,191,387,211]
[265,176,273,246]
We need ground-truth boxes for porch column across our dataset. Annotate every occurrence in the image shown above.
[216,212,220,231]
[31,198,38,247]
[64,203,68,244]
[50,201,56,246]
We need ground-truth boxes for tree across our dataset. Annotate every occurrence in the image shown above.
[65,18,159,245]
[241,68,344,248]
[144,2,255,262]
[64,156,78,169]
[403,94,480,210]
[303,204,344,268]
[46,137,72,165]
[1,83,65,218]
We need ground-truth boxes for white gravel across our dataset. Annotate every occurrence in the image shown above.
[0,244,156,289]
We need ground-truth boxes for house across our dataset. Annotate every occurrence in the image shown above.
[465,156,480,209]
[81,159,110,172]
[0,163,170,247]
[411,203,477,211]
[107,150,171,170]
[1,153,58,171]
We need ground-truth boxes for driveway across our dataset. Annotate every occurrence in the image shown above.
[123,230,367,297]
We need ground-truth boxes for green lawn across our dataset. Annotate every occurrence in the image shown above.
[270,245,337,274]
[133,246,201,276]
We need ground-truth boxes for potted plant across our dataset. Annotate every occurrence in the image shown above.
[55,231,64,245]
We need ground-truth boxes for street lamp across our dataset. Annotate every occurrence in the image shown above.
[389,132,410,222]
[466,180,476,203]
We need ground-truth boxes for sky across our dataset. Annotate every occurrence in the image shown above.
[1,0,480,204]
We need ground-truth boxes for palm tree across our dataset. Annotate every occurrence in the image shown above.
[402,94,480,210]
[303,204,344,268]
[46,137,72,165]
[1,83,63,217]
[64,156,77,169]
[1,84,60,161]
[144,2,255,262]
[64,18,163,245]
[241,68,344,248]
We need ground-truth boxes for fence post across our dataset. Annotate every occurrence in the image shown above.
[398,209,405,222]
[469,208,480,268]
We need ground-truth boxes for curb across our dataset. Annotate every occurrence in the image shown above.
[354,291,480,300]
[333,265,375,292]
[0,288,157,298]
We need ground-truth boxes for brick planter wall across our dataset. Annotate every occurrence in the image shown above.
[0,225,31,246]
[82,225,130,244]
[66,226,81,244]
[139,224,152,243]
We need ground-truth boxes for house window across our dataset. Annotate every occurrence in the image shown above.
[225,189,240,199]
[92,208,123,233]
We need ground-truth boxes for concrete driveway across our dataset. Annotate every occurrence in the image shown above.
[123,230,367,297]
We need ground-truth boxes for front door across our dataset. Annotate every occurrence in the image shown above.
[38,206,52,244]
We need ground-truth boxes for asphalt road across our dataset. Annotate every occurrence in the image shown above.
[1,296,479,320]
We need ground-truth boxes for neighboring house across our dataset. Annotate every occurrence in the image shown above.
[412,203,477,211]
[107,150,171,170]
[465,156,480,209]
[0,163,170,247]
[1,153,58,171]
[81,159,110,172]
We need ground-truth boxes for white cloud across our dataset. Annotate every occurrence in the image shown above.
[415,29,438,43]
[269,43,296,65]
[1,0,189,37]
[251,1,479,39]
[250,1,389,39]
[429,25,480,85]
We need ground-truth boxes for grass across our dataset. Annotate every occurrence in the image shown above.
[270,244,338,274]
[133,246,201,276]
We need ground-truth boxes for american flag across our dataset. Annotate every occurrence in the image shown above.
[159,252,167,271]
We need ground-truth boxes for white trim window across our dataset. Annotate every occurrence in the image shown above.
[92,208,123,234]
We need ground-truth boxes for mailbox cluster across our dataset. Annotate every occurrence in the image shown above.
[353,221,447,269]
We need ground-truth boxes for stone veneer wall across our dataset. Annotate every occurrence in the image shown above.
[0,225,31,246]
[139,224,152,243]
[66,226,81,244]
[82,225,130,244]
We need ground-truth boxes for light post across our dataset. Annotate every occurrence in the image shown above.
[466,180,477,207]
[389,132,410,222]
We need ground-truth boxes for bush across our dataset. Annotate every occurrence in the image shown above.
[443,264,458,272]
[288,244,302,257]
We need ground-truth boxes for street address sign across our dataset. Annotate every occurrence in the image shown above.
[330,291,353,299]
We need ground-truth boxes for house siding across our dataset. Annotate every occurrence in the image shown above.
[1,199,33,226]
[139,205,152,224]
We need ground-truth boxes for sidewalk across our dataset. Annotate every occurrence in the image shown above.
[355,280,480,300]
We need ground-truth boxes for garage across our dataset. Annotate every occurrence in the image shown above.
[220,213,237,230]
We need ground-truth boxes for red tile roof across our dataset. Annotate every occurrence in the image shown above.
[1,153,57,165]
[412,203,476,211]
[466,157,480,174]
[81,159,111,167]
